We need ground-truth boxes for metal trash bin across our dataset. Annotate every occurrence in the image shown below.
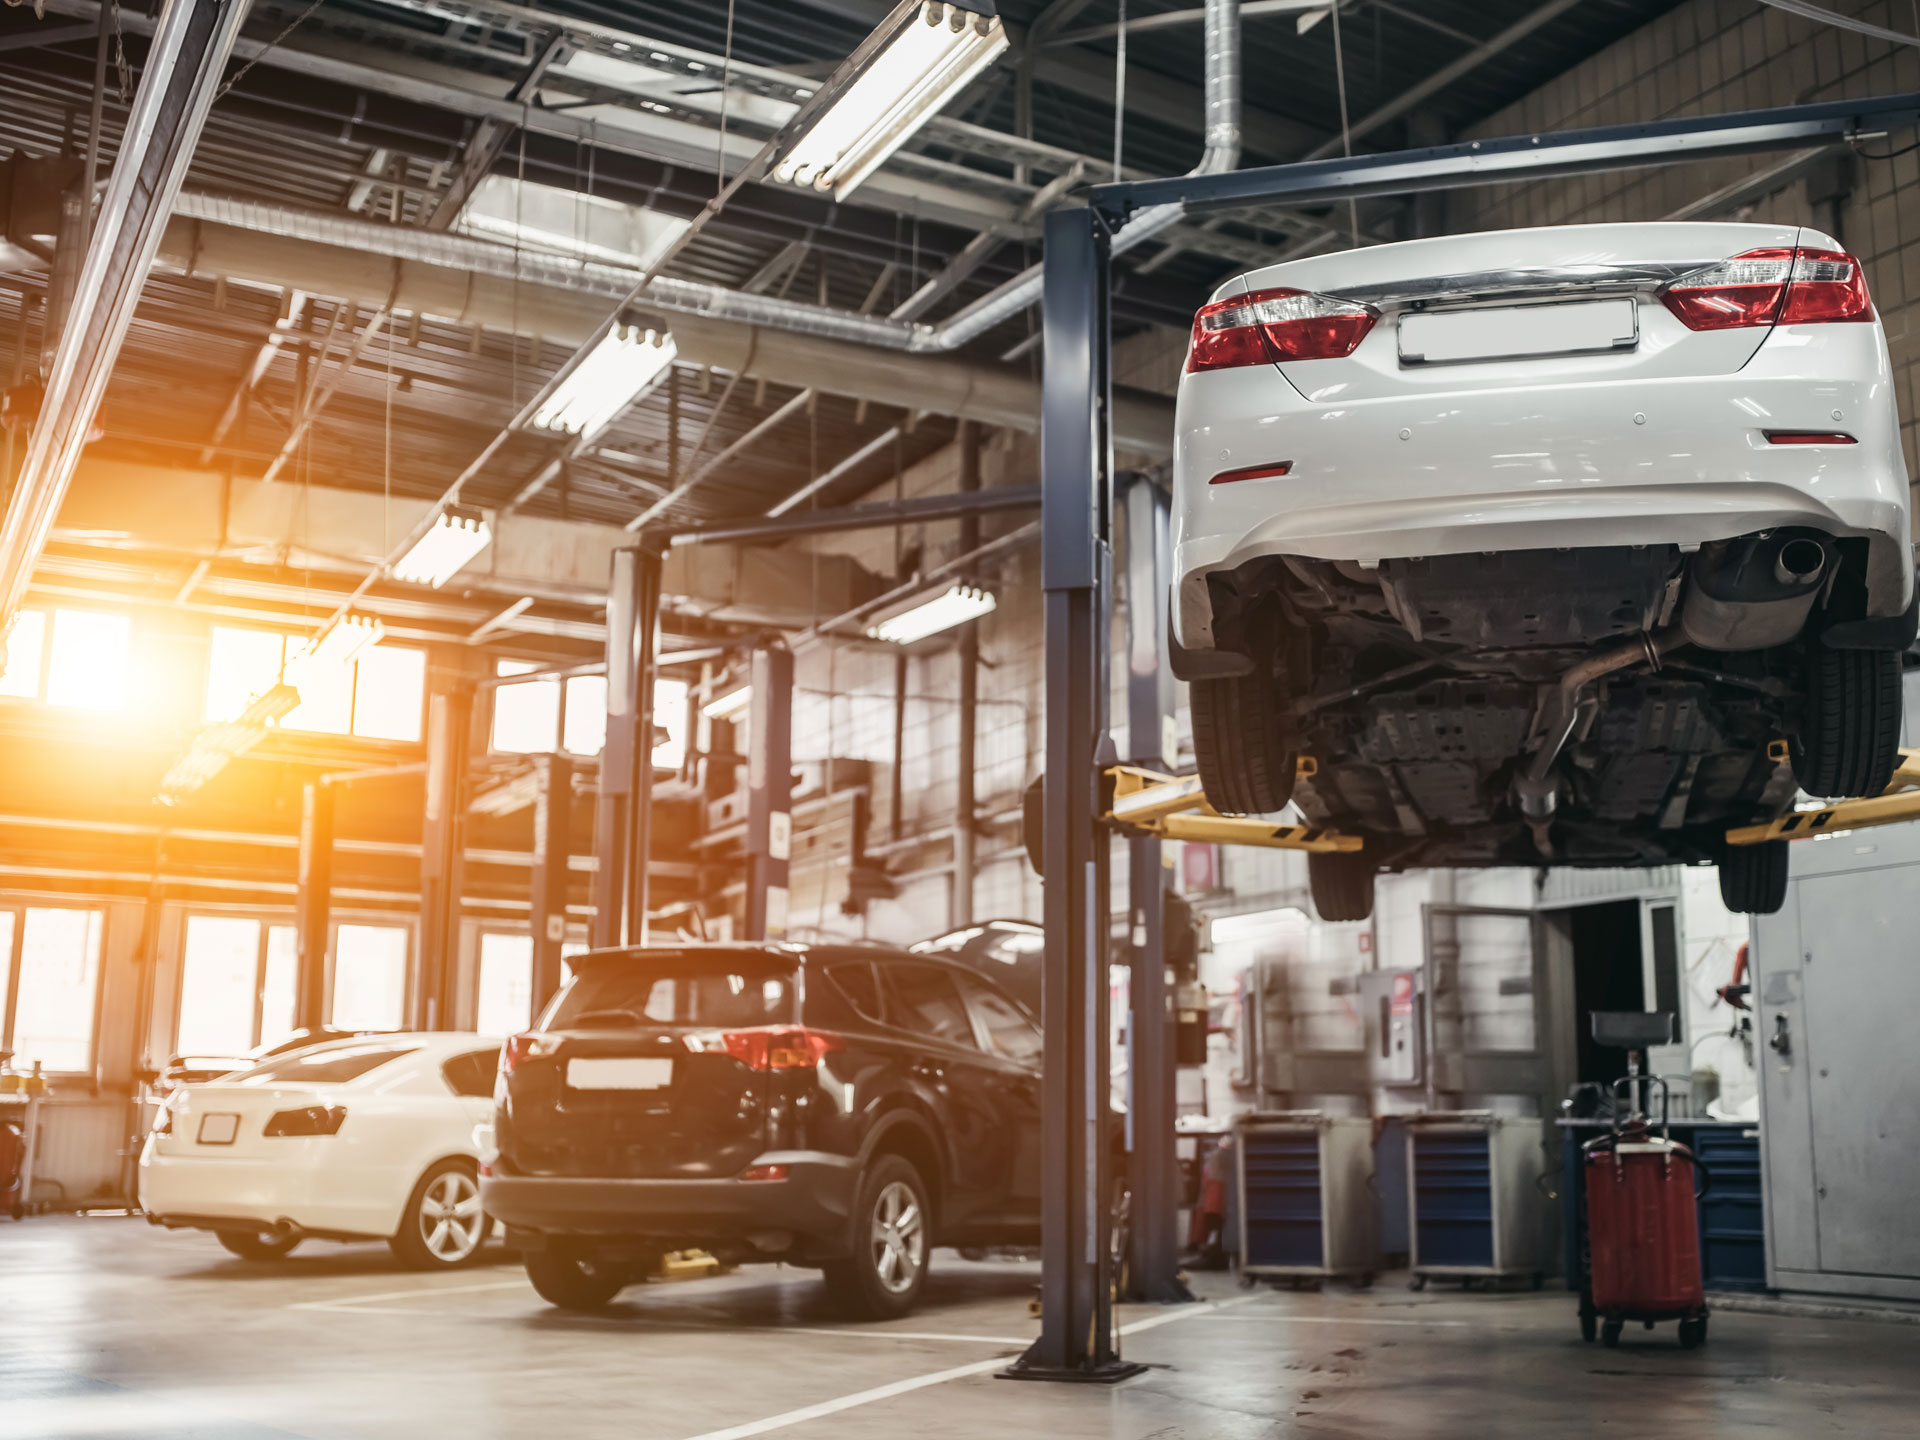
[1406,1111,1544,1290]
[1234,1111,1377,1288]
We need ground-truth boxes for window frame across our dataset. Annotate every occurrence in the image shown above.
[875,959,984,1053]
[171,908,301,1058]
[202,622,428,742]
[0,900,107,1078]
[327,917,416,1032]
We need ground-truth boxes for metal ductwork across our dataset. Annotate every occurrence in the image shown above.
[156,203,1178,454]
[0,0,256,642]
[914,0,1243,352]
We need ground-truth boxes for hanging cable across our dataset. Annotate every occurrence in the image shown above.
[1112,0,1127,183]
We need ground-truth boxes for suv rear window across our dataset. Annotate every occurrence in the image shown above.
[545,952,797,1030]
[228,1043,418,1085]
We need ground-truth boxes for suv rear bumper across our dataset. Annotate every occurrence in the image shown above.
[481,1152,858,1250]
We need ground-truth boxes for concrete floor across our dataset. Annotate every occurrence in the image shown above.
[3,1216,1917,1439]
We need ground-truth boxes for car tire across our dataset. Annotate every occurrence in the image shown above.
[1718,840,1788,915]
[523,1248,632,1311]
[1309,850,1376,922]
[217,1229,300,1261]
[1792,644,1902,798]
[388,1158,491,1269]
[823,1154,931,1320]
[1191,671,1295,816]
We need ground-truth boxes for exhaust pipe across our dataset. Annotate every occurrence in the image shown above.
[1681,533,1832,652]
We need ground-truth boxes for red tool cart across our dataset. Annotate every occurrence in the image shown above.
[1579,1067,1710,1349]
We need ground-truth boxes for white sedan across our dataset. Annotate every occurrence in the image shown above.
[139,1032,502,1268]
[1172,221,1914,921]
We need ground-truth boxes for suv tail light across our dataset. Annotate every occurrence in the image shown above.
[263,1105,346,1137]
[1660,246,1873,331]
[721,1027,844,1071]
[499,1032,558,1075]
[1187,287,1378,372]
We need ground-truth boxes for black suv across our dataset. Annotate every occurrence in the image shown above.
[482,941,1044,1318]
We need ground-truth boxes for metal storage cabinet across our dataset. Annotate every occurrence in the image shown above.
[1407,1112,1545,1288]
[1235,1112,1377,1286]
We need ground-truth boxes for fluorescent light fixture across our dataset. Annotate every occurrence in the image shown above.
[866,583,996,644]
[158,683,302,804]
[531,324,676,442]
[702,685,752,720]
[455,175,692,270]
[394,507,492,588]
[773,0,1009,199]
[286,615,383,687]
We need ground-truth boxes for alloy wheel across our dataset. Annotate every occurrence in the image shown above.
[869,1179,926,1294]
[419,1170,486,1263]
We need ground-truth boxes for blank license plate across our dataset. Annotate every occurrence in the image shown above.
[567,1057,673,1091]
[197,1113,240,1145]
[1398,297,1638,365]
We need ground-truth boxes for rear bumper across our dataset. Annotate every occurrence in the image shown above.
[136,1140,400,1240]
[1170,327,1913,650]
[481,1152,858,1251]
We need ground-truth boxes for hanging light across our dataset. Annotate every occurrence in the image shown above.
[701,685,753,720]
[394,507,492,588]
[773,0,1009,200]
[157,683,302,804]
[286,614,384,687]
[530,325,677,442]
[867,583,996,645]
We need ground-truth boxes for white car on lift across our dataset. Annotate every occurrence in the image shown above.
[139,1032,503,1268]
[1172,222,1914,922]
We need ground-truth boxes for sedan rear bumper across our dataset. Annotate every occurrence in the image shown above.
[482,1152,858,1253]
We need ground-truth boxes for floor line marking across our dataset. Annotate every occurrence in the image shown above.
[285,1279,529,1311]
[677,1294,1255,1440]
[783,1328,1032,1346]
[1186,1312,1472,1328]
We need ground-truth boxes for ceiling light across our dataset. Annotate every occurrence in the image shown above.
[394,507,492,588]
[157,683,302,804]
[866,583,996,644]
[773,0,1009,199]
[286,615,383,687]
[530,324,676,441]
[702,685,752,720]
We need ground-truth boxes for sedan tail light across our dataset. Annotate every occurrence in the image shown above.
[720,1027,844,1071]
[499,1032,558,1075]
[1187,287,1378,372]
[1660,246,1873,331]
[263,1105,346,1137]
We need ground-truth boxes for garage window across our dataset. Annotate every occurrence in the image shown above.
[331,924,409,1030]
[0,906,105,1074]
[476,931,588,1035]
[203,625,425,741]
[490,660,687,766]
[175,915,300,1057]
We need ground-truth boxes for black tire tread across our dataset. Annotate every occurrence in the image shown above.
[1309,850,1377,922]
[822,1154,930,1321]
[217,1230,300,1260]
[1191,673,1294,816]
[1718,841,1788,915]
[1793,645,1902,798]
[524,1250,630,1311]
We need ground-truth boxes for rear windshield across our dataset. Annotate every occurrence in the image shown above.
[544,952,798,1030]
[226,1043,419,1086]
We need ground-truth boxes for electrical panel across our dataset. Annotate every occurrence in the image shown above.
[1358,968,1424,1087]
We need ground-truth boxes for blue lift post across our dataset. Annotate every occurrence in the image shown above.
[1019,86,1920,1381]
[1122,474,1192,1306]
[745,643,795,942]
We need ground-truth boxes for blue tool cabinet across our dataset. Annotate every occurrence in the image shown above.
[1406,1113,1545,1287]
[1235,1112,1376,1284]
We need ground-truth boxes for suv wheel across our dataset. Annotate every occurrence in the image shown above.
[1792,644,1901,798]
[1309,850,1376,922]
[524,1249,632,1311]
[1718,841,1788,915]
[217,1229,300,1261]
[1192,669,1296,816]
[824,1155,930,1320]
[388,1159,491,1269]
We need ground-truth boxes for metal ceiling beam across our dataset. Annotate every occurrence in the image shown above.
[0,0,255,638]
[425,32,566,230]
[1046,0,1326,47]
[258,302,393,485]
[665,483,1040,546]
[198,289,307,464]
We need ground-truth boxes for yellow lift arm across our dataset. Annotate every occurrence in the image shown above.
[1726,745,1920,846]
[1104,763,1363,853]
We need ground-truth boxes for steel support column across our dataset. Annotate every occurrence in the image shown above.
[953,419,981,930]
[1005,206,1142,1384]
[593,546,662,949]
[418,686,474,1029]
[1121,474,1191,1305]
[529,752,574,1010]
[745,643,794,941]
[294,780,334,1032]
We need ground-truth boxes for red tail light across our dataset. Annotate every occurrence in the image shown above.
[1765,431,1857,445]
[720,1027,843,1071]
[263,1104,346,1137]
[1661,247,1873,331]
[738,1163,790,1182]
[1210,460,1293,485]
[500,1033,556,1075]
[1187,287,1377,372]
